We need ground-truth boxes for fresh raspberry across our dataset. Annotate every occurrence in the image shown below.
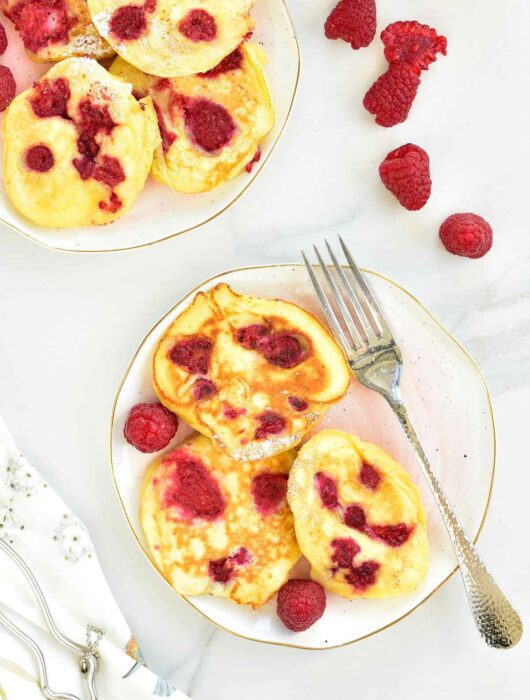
[364,62,420,127]
[379,143,431,210]
[324,0,376,50]
[0,66,16,112]
[178,9,217,42]
[124,402,178,453]
[0,21,8,55]
[439,213,493,259]
[109,5,147,41]
[277,579,326,632]
[381,21,447,75]
[25,145,54,172]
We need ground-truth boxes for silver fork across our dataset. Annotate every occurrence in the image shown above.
[302,236,523,649]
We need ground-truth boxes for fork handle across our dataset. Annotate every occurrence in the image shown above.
[389,399,522,648]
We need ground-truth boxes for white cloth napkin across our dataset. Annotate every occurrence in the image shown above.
[0,414,189,699]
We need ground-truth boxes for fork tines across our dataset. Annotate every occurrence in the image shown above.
[302,237,391,355]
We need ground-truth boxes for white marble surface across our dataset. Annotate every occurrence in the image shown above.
[0,0,529,698]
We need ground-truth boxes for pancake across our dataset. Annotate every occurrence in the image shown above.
[3,57,160,227]
[140,433,299,607]
[109,42,274,193]
[88,0,254,78]
[1,0,113,62]
[288,430,429,598]
[152,283,351,462]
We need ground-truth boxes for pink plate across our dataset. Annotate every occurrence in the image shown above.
[110,264,495,649]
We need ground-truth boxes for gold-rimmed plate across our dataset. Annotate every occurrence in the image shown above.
[110,264,495,649]
[0,1,299,252]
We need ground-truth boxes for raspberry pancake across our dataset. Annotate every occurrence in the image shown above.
[1,0,113,62]
[153,284,351,461]
[140,434,299,607]
[288,430,429,598]
[109,42,274,193]
[3,57,160,227]
[88,0,254,78]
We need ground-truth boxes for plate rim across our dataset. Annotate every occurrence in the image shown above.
[109,262,496,650]
[0,0,301,254]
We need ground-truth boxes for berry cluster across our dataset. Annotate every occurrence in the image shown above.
[324,1,492,258]
[0,23,16,112]
[364,20,447,127]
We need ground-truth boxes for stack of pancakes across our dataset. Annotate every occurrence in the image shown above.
[2,0,274,226]
[139,284,429,608]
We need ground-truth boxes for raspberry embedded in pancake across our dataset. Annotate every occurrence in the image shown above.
[88,0,254,78]
[1,0,114,62]
[288,430,429,598]
[140,434,300,607]
[109,42,274,193]
[3,57,160,227]
[152,284,351,461]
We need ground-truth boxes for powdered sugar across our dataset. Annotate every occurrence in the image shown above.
[68,30,111,58]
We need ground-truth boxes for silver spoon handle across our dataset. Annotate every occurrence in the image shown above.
[0,539,103,698]
[0,539,84,654]
[80,654,99,700]
[0,609,81,700]
[390,399,523,648]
